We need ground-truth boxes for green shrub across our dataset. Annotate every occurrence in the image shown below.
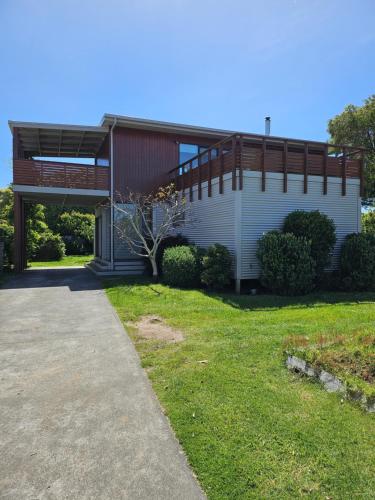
[339,233,375,291]
[56,211,94,255]
[162,245,204,288]
[34,232,65,261]
[257,231,316,295]
[0,222,14,266]
[201,244,232,289]
[155,234,189,275]
[362,211,375,235]
[283,210,336,279]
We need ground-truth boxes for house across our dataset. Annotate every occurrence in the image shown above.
[10,114,364,291]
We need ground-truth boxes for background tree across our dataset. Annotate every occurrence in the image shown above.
[114,184,193,279]
[362,210,375,235]
[328,95,375,205]
[56,211,94,255]
[0,185,93,267]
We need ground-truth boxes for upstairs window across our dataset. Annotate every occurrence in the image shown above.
[96,158,109,167]
[179,143,218,172]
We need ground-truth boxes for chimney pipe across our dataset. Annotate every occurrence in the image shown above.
[265,116,271,136]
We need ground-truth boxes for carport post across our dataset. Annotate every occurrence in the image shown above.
[14,192,26,272]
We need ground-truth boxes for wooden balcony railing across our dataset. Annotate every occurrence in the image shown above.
[169,134,365,199]
[13,159,110,191]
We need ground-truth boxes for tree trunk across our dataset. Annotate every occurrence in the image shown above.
[150,256,158,281]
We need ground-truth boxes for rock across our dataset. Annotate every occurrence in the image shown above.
[319,370,344,393]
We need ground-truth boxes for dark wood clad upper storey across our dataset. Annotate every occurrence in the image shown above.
[112,127,220,196]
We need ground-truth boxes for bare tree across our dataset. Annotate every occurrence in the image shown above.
[113,184,193,279]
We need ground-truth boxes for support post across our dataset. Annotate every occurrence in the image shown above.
[189,161,193,201]
[238,135,243,190]
[208,149,212,197]
[14,192,24,272]
[323,145,328,195]
[219,144,224,194]
[283,140,288,193]
[261,138,266,191]
[303,142,308,194]
[198,154,202,200]
[342,147,347,196]
[232,136,237,190]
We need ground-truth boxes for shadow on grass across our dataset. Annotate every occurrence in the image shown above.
[102,275,375,311]
[206,290,375,311]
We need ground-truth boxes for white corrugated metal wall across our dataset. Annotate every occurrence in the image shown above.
[240,171,361,279]
[178,171,360,280]
[178,174,237,265]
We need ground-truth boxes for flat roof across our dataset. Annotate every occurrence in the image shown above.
[9,121,109,158]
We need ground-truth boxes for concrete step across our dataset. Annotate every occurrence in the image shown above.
[86,260,145,277]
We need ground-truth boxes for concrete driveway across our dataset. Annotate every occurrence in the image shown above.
[0,268,204,500]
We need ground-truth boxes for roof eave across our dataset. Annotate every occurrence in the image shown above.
[8,120,109,135]
[100,113,234,138]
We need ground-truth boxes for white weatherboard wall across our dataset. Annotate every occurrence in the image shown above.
[241,171,361,279]
[113,203,138,260]
[178,171,361,281]
[95,206,111,261]
[179,174,237,265]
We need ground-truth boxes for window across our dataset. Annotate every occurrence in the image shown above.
[179,143,217,173]
[96,158,109,167]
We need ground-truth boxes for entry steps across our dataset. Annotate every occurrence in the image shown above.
[86,258,145,276]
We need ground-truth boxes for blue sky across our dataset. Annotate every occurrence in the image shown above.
[0,0,374,187]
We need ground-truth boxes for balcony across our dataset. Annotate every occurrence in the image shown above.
[13,158,110,192]
[169,133,365,199]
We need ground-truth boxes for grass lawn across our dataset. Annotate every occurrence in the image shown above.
[105,278,375,499]
[29,254,93,268]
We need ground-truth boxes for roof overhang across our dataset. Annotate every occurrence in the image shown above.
[100,113,354,151]
[9,121,109,158]
[100,113,233,139]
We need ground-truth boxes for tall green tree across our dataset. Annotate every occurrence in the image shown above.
[328,95,375,205]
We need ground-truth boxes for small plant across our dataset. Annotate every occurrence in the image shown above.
[339,233,375,291]
[162,245,204,288]
[34,232,65,261]
[201,244,232,289]
[257,231,316,295]
[283,210,336,280]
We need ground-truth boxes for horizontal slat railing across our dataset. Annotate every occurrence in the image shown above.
[13,159,110,191]
[169,134,364,198]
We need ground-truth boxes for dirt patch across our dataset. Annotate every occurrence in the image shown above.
[133,315,184,343]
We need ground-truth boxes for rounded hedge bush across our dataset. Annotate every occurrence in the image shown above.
[201,243,232,289]
[257,231,316,295]
[339,233,375,291]
[283,210,336,279]
[34,232,65,261]
[155,234,189,274]
[162,245,203,288]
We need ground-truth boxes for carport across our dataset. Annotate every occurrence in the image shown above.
[9,121,110,271]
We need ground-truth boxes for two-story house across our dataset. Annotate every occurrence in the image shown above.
[10,114,364,291]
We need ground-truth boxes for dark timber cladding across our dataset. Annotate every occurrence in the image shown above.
[112,127,220,196]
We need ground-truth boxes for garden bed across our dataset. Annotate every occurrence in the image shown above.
[284,332,375,412]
